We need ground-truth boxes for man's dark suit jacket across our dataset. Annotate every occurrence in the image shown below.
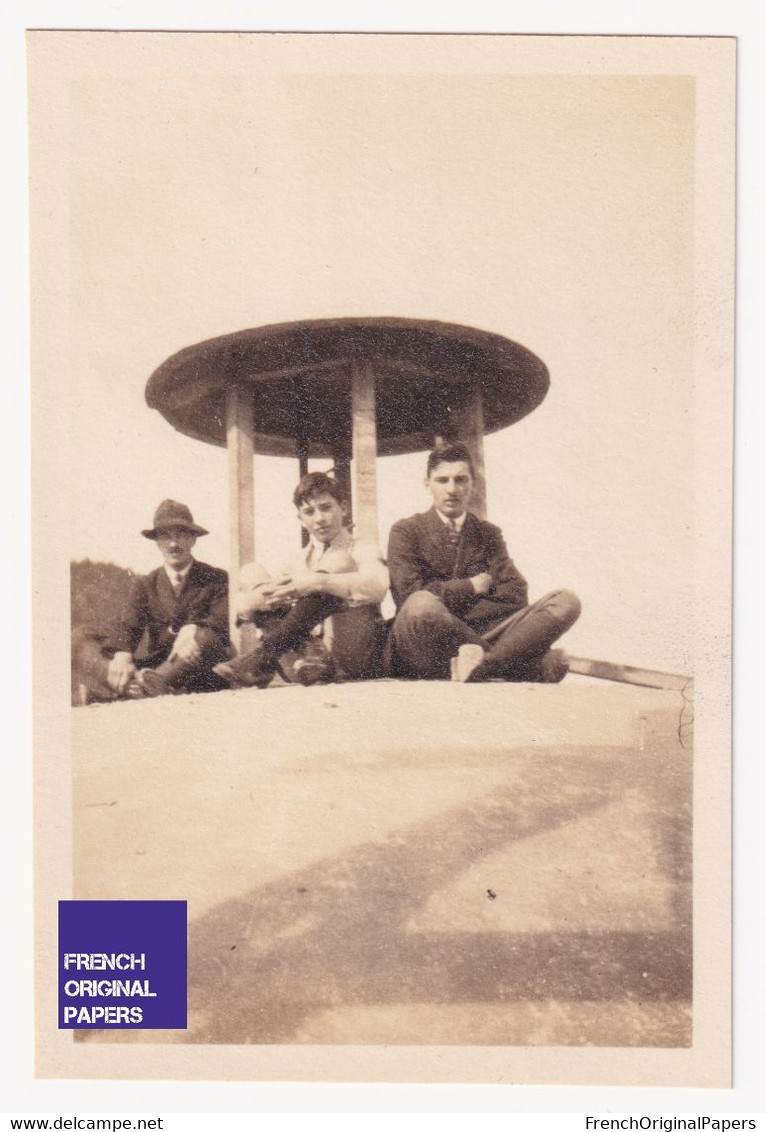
[387,507,528,634]
[107,559,229,666]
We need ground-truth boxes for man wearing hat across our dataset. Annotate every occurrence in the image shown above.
[72,500,229,701]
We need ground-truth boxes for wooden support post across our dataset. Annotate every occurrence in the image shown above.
[350,359,379,543]
[226,386,255,646]
[297,442,309,481]
[294,375,310,482]
[332,453,352,527]
[297,434,309,547]
[449,382,487,518]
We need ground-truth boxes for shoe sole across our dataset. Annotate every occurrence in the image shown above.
[292,661,335,686]
[139,672,169,697]
[213,663,272,690]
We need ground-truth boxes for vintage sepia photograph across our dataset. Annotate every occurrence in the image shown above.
[29,31,734,1085]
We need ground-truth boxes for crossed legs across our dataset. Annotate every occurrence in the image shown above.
[72,625,229,702]
[216,592,350,687]
[390,589,581,681]
[139,628,230,695]
[223,592,384,685]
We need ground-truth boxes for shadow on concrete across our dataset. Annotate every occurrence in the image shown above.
[183,740,692,1045]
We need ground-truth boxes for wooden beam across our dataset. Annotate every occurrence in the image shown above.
[226,386,255,646]
[296,434,309,547]
[446,382,487,518]
[332,452,352,528]
[567,657,693,692]
[350,359,379,543]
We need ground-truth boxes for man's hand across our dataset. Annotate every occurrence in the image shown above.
[469,572,493,595]
[238,570,296,616]
[264,572,322,605]
[237,583,275,617]
[107,651,137,693]
[171,624,202,663]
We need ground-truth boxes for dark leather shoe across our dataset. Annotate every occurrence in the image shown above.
[139,669,173,697]
[518,649,570,683]
[534,649,570,683]
[213,647,276,689]
[287,635,335,686]
[468,647,570,685]
[139,659,200,697]
[291,654,336,686]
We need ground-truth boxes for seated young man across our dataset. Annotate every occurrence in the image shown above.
[214,471,389,688]
[386,443,581,682]
[72,500,230,701]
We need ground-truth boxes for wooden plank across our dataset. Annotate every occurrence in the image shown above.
[226,386,255,646]
[350,359,379,543]
[370,357,467,383]
[237,356,348,384]
[481,620,691,691]
[567,656,692,692]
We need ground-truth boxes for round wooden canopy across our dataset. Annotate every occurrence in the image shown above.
[145,317,549,458]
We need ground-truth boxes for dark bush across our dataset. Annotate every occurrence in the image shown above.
[70,560,142,704]
[70,559,136,629]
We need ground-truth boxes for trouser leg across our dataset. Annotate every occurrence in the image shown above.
[328,606,383,680]
[390,591,484,679]
[471,589,581,681]
[71,628,119,702]
[220,592,346,685]
[256,593,345,660]
[249,598,380,682]
[147,628,230,693]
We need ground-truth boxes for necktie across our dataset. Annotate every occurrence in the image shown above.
[172,572,184,597]
[446,518,461,547]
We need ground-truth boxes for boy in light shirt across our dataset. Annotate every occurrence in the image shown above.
[215,472,388,688]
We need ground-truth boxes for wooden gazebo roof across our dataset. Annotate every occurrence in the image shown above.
[145,317,549,458]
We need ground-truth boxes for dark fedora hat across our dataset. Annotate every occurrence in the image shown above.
[142,499,209,540]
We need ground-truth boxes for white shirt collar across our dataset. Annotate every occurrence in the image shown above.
[307,527,352,561]
[435,509,467,531]
[164,560,193,584]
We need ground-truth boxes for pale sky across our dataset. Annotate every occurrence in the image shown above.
[52,39,695,671]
